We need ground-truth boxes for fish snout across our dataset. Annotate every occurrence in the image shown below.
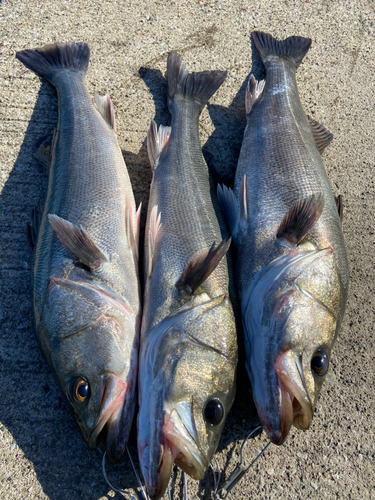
[272,350,314,443]
[88,374,128,460]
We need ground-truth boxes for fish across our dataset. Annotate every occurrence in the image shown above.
[218,32,349,445]
[16,43,141,461]
[137,52,238,500]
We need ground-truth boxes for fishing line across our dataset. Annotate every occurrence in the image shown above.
[101,447,149,500]
[210,426,271,499]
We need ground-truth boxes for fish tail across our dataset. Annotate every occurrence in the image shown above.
[251,31,311,68]
[167,51,227,112]
[16,42,90,83]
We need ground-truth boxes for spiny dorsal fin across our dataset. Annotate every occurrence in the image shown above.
[175,238,231,295]
[94,94,116,132]
[308,117,333,154]
[277,194,324,245]
[245,74,265,115]
[335,194,343,222]
[147,120,171,170]
[217,184,239,235]
[48,214,108,271]
[125,196,141,266]
[147,205,162,278]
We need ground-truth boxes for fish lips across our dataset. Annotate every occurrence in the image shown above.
[259,350,314,445]
[142,408,206,500]
[88,373,129,460]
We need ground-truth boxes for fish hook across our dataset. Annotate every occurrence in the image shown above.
[214,426,271,499]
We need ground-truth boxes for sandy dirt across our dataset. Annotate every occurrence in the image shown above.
[0,0,374,499]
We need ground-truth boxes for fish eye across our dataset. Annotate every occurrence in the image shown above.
[311,349,329,376]
[68,377,90,403]
[204,399,224,427]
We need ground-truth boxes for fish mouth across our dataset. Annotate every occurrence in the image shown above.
[147,409,206,500]
[267,351,313,445]
[88,374,128,459]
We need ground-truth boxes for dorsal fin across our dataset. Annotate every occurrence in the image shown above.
[146,205,162,278]
[94,94,116,132]
[245,74,265,115]
[277,194,324,245]
[147,120,171,170]
[308,118,333,154]
[48,214,108,271]
[175,239,231,295]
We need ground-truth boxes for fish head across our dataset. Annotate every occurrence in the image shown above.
[245,247,341,445]
[42,277,139,460]
[138,293,237,500]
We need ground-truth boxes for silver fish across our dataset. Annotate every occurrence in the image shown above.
[16,43,141,460]
[218,32,349,445]
[137,53,238,500]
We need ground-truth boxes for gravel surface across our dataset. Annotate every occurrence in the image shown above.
[0,0,374,499]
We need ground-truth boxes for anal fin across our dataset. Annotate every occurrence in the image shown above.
[27,203,44,251]
[335,194,343,222]
[308,117,333,154]
[125,196,141,266]
[147,120,171,170]
[48,214,108,271]
[176,238,231,295]
[217,184,239,235]
[95,94,116,132]
[277,194,324,245]
[245,75,265,115]
[147,205,162,278]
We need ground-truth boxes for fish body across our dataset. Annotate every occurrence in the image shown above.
[138,53,237,499]
[218,32,349,445]
[16,43,141,460]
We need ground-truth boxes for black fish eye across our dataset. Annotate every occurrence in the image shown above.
[68,377,90,403]
[311,349,329,376]
[204,399,224,426]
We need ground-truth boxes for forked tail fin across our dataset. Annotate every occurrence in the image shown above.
[167,51,227,113]
[251,31,311,68]
[16,42,90,83]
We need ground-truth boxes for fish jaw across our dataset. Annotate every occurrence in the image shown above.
[140,407,206,500]
[88,374,128,456]
[275,350,314,431]
[254,350,314,445]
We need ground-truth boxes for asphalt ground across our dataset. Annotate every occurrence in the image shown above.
[0,0,374,498]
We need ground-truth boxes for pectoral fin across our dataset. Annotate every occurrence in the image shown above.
[277,194,324,245]
[176,239,231,295]
[48,214,108,271]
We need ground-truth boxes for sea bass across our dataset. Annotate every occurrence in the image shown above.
[16,43,141,460]
[218,32,349,445]
[138,53,238,499]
